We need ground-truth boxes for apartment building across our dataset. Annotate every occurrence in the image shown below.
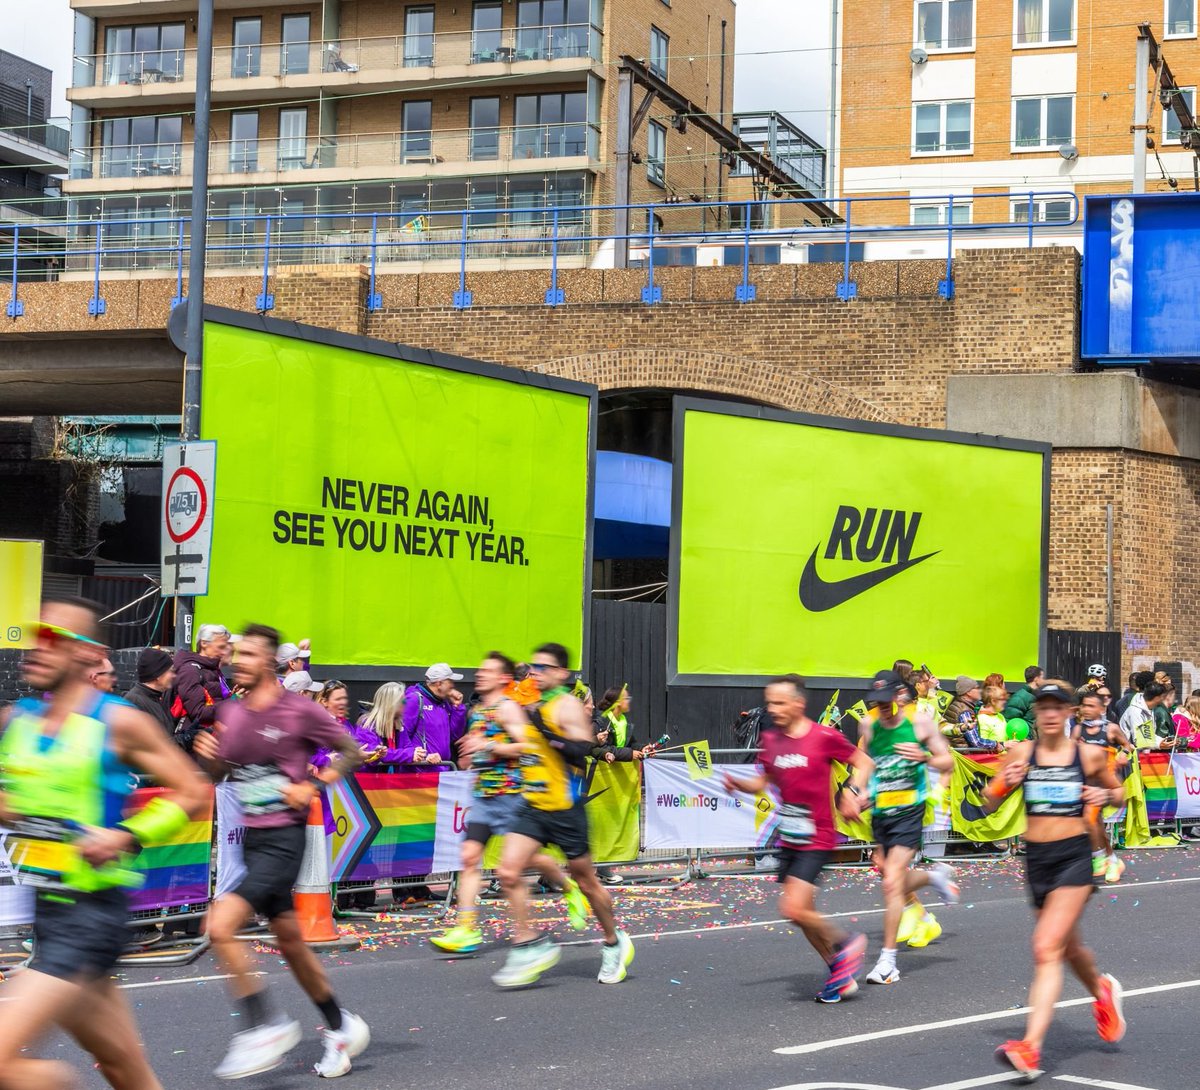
[832,0,1200,226]
[62,0,737,268]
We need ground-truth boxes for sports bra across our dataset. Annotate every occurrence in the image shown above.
[1023,743,1085,818]
[1077,719,1111,748]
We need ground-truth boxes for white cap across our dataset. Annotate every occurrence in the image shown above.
[425,662,463,682]
[283,670,322,694]
[277,642,311,666]
[197,623,230,644]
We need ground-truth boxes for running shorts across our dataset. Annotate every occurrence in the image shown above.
[1025,834,1094,910]
[510,800,591,859]
[234,823,307,919]
[872,805,925,853]
[465,792,524,844]
[776,847,832,886]
[30,886,130,982]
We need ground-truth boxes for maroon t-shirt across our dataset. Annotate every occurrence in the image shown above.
[758,723,858,851]
[217,689,344,828]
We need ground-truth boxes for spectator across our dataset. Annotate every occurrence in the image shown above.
[1120,681,1170,750]
[276,639,312,681]
[892,659,915,696]
[357,682,407,754]
[910,667,941,723]
[983,672,1006,693]
[1172,693,1200,751]
[1113,670,1153,723]
[88,655,117,693]
[976,685,1009,749]
[1083,663,1108,691]
[1153,672,1178,740]
[124,647,176,736]
[1002,665,1043,724]
[395,664,468,770]
[942,675,981,746]
[282,669,322,698]
[594,686,646,764]
[315,681,404,770]
[172,623,232,752]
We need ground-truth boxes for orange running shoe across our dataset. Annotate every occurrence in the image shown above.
[995,1040,1042,1082]
[1094,973,1126,1043]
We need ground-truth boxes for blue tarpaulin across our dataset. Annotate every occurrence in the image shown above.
[593,451,671,559]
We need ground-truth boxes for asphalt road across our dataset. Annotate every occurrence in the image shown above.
[3,849,1197,1090]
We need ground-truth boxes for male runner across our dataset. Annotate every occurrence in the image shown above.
[724,674,875,1003]
[194,624,369,1080]
[857,670,958,985]
[0,596,208,1090]
[1076,689,1129,884]
[430,650,590,953]
[491,642,634,987]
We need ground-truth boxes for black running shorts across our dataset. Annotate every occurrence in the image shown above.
[509,800,591,860]
[873,805,925,853]
[776,848,832,886]
[1025,834,1094,910]
[234,823,307,920]
[30,886,130,982]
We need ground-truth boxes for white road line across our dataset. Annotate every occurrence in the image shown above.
[774,978,1200,1055]
[120,971,266,990]
[1053,1077,1163,1090]
[921,1076,1023,1090]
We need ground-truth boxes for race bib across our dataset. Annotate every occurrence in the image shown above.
[6,817,82,888]
[776,802,816,847]
[1025,780,1082,805]
[232,764,292,816]
[876,789,918,810]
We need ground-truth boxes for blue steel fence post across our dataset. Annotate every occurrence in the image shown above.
[453,210,473,308]
[6,225,23,318]
[366,212,382,311]
[256,214,274,311]
[836,198,857,300]
[1027,193,1035,249]
[735,200,756,302]
[88,219,106,316]
[641,206,661,305]
[545,207,564,305]
[171,217,186,308]
[938,194,955,300]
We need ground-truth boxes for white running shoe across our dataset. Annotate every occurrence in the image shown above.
[314,1010,371,1078]
[598,929,635,984]
[866,958,900,985]
[929,863,960,905]
[492,936,562,988]
[214,1017,302,1080]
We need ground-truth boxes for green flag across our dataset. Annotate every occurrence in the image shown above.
[948,751,1026,842]
[584,760,641,863]
[684,740,713,780]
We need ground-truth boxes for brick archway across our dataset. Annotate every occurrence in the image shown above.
[528,349,897,422]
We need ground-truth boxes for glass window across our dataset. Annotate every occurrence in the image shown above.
[1164,87,1196,142]
[513,92,586,157]
[1016,0,1073,44]
[915,0,973,49]
[911,201,970,225]
[913,101,972,153]
[468,177,502,227]
[232,18,261,78]
[914,103,941,152]
[281,14,311,75]
[1167,0,1197,36]
[517,0,589,59]
[650,27,669,78]
[405,7,434,67]
[472,2,503,61]
[101,114,183,177]
[402,100,433,158]
[278,108,308,169]
[1014,95,1073,148]
[104,27,134,85]
[229,111,259,172]
[105,23,184,83]
[647,119,666,186]
[469,97,500,159]
[1011,197,1074,222]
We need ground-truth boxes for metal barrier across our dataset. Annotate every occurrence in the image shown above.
[0,190,1081,320]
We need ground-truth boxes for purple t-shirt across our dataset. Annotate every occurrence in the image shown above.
[217,689,344,828]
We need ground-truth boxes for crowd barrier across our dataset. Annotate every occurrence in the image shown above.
[0,748,1193,961]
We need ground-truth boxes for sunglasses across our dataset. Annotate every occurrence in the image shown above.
[35,622,103,649]
[321,680,345,692]
[528,662,560,673]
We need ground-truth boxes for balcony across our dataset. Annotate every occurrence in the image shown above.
[65,123,600,189]
[0,111,70,170]
[68,24,601,108]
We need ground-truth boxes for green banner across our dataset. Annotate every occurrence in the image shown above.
[673,402,1046,681]
[584,760,641,863]
[197,319,592,667]
[948,751,1026,842]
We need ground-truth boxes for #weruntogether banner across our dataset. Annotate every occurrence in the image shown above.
[644,760,778,851]
[1172,753,1200,820]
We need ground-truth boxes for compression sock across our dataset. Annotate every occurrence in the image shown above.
[316,995,344,1031]
[239,989,272,1029]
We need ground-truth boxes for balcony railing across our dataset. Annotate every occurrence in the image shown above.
[0,113,71,157]
[71,23,600,88]
[68,124,599,180]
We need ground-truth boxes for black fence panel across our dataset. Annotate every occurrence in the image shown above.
[587,598,667,742]
[83,575,172,649]
[1045,629,1121,688]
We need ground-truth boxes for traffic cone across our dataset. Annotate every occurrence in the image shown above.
[293,796,360,951]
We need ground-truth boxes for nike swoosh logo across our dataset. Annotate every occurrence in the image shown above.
[798,547,939,612]
[580,786,610,805]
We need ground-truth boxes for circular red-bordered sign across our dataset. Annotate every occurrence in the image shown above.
[165,466,208,544]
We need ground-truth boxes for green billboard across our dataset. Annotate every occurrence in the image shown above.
[189,309,594,670]
[669,399,1048,685]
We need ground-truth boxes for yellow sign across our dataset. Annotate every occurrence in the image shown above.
[0,539,43,649]
[684,740,713,781]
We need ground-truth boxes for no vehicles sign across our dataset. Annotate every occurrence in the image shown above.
[161,442,216,596]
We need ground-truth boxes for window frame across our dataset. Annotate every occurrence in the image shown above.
[280,13,311,75]
[403,6,435,67]
[911,99,974,156]
[1013,0,1076,49]
[1009,196,1075,223]
[232,17,262,78]
[228,110,260,172]
[913,0,976,54]
[909,199,972,226]
[401,99,434,159]
[649,26,669,79]
[277,106,308,170]
[1011,93,1075,151]
[469,96,501,160]
[1163,86,1197,144]
[1165,0,1198,39]
[647,118,666,187]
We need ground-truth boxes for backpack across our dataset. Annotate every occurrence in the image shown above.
[734,706,769,753]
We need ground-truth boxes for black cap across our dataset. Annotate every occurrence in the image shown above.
[866,669,905,706]
[1033,682,1074,704]
[137,647,173,683]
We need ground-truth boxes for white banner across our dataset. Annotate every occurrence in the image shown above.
[1173,753,1200,820]
[431,771,476,874]
[0,830,34,928]
[214,782,247,899]
[643,760,779,850]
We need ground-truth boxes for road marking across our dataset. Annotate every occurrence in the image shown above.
[1053,1078,1163,1090]
[774,977,1200,1055]
[921,1076,1022,1090]
[120,971,266,990]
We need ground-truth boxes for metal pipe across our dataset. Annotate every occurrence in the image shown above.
[1134,28,1150,193]
[1106,502,1114,631]
[716,18,727,216]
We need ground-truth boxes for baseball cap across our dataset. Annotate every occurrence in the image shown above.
[197,623,230,644]
[866,669,905,706]
[1033,681,1075,704]
[426,662,464,682]
[955,674,980,696]
[277,642,311,666]
[283,670,322,694]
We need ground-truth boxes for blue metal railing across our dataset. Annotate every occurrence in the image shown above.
[0,192,1080,320]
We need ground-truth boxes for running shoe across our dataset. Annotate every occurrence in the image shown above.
[865,958,900,985]
[562,878,591,932]
[828,932,866,995]
[928,863,960,905]
[1093,973,1126,1043]
[598,929,635,984]
[313,1010,370,1079]
[214,1017,302,1080]
[995,1039,1042,1082]
[430,924,483,953]
[1104,856,1126,885]
[1092,854,1107,880]
[597,868,622,886]
[895,902,923,944]
[906,914,942,948]
[491,936,561,988]
[814,978,844,1004]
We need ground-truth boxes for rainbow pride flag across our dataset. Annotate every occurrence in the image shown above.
[128,786,214,911]
[344,772,438,881]
[1138,750,1178,823]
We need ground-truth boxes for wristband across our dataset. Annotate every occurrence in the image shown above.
[118,796,189,848]
[985,775,1015,801]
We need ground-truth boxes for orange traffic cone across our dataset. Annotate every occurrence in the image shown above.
[293,796,360,951]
